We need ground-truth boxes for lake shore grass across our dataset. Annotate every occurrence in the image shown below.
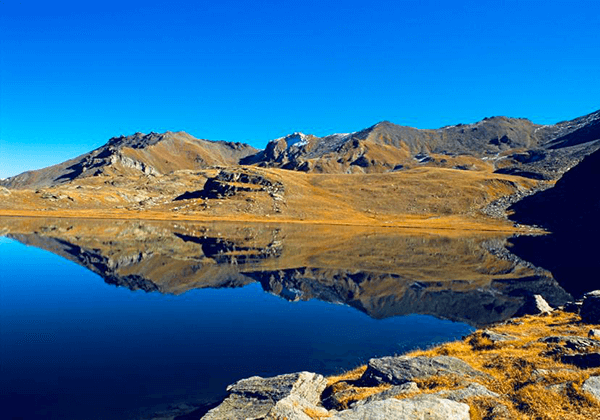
[325,310,600,419]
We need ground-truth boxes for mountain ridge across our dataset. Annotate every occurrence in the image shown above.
[3,109,600,190]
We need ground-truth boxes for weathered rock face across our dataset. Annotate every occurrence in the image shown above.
[175,169,284,201]
[331,396,470,420]
[581,291,600,324]
[360,355,486,386]
[509,148,600,298]
[202,372,328,420]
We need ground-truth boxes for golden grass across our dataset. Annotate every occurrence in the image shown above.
[326,311,600,419]
[0,165,547,233]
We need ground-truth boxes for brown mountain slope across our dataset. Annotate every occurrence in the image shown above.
[243,109,600,179]
[0,164,542,231]
[1,131,258,189]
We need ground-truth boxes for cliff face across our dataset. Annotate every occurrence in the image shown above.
[508,148,600,297]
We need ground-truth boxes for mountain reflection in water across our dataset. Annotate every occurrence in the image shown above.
[1,217,572,327]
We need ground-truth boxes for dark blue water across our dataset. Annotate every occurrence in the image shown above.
[0,236,473,420]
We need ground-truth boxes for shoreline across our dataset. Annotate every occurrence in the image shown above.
[190,300,600,420]
[0,209,545,235]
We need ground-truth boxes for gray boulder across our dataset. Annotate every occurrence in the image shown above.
[582,376,600,402]
[331,395,470,419]
[361,355,486,386]
[202,371,327,420]
[581,291,600,324]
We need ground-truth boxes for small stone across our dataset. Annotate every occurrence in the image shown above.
[589,329,600,339]
[546,382,570,394]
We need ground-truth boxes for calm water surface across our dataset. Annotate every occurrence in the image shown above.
[1,235,471,420]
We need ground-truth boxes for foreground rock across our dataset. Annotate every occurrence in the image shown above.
[202,372,327,420]
[200,311,600,419]
[583,376,600,402]
[360,355,487,386]
[331,396,470,420]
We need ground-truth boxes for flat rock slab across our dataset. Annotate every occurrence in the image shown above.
[331,396,470,420]
[202,371,327,420]
[361,355,486,386]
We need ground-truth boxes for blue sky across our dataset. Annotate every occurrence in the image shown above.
[1,0,599,178]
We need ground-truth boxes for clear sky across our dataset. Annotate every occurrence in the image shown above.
[1,0,599,178]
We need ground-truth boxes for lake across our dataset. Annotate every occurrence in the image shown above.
[0,217,576,419]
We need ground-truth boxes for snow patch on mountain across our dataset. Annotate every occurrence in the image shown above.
[269,132,310,149]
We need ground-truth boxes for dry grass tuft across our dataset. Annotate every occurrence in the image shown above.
[303,406,332,419]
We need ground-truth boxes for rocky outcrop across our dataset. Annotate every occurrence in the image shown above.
[360,355,487,386]
[202,372,327,420]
